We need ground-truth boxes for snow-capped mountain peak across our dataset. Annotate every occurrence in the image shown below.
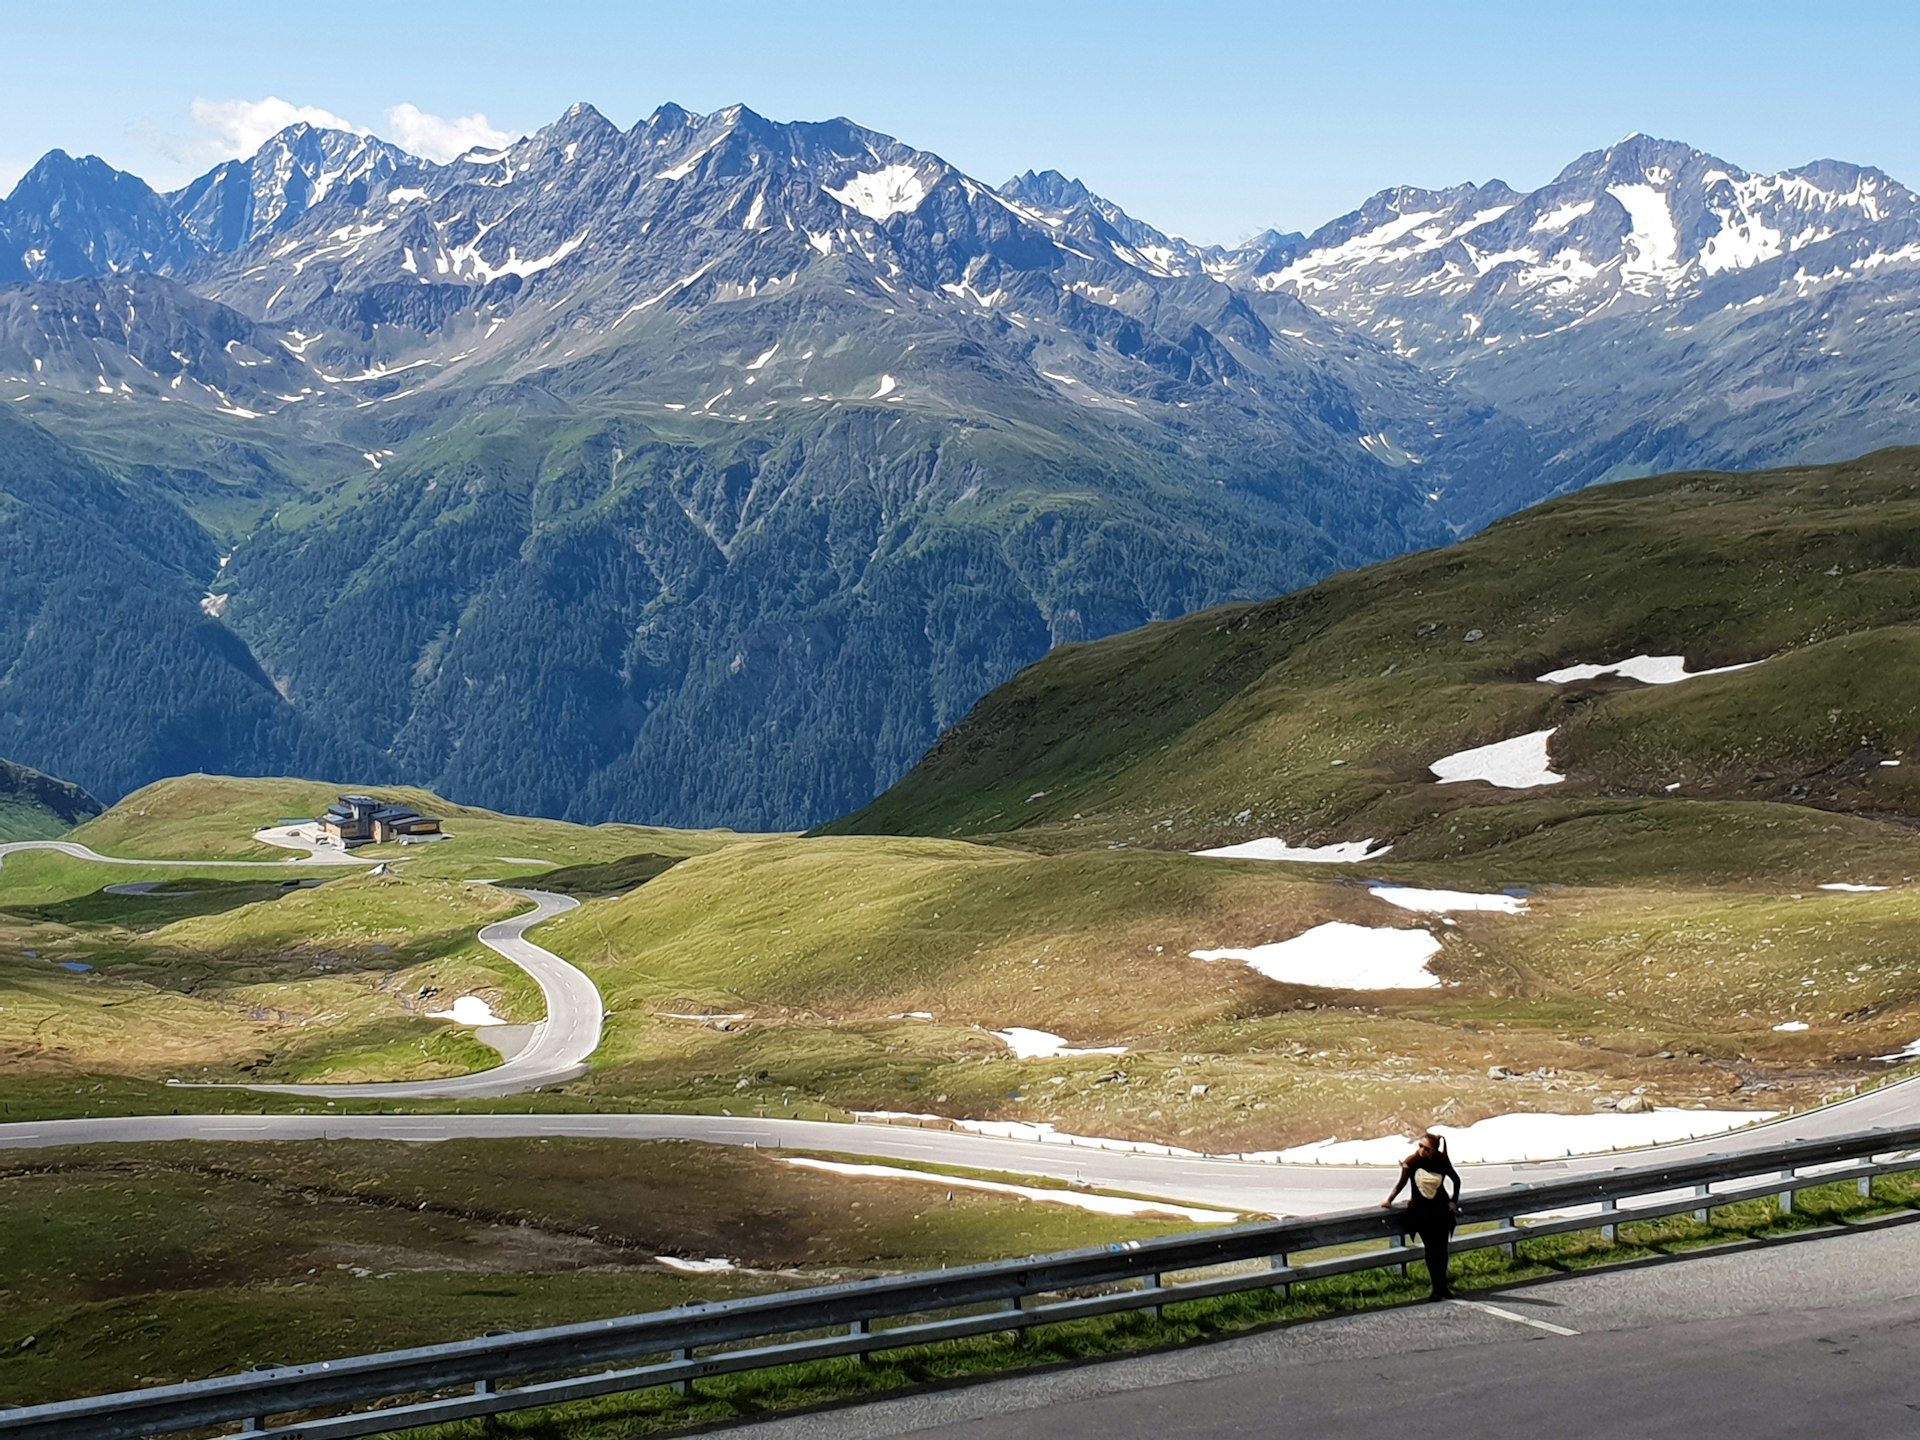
[1213,133,1920,360]
[3,149,197,280]
[994,168,1217,278]
[169,123,415,251]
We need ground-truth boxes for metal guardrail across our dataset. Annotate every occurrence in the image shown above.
[6,1123,1920,1440]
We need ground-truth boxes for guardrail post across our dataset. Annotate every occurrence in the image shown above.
[852,1316,873,1364]
[1859,1175,1874,1198]
[1694,1183,1711,1225]
[1599,1197,1618,1243]
[1392,1234,1408,1276]
[1151,1273,1167,1320]
[1269,1250,1291,1300]
[1501,1219,1517,1259]
[1778,1168,1796,1215]
[673,1345,694,1396]
[474,1377,495,1396]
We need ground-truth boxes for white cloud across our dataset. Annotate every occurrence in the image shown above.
[189,96,368,159]
[382,104,517,162]
[169,98,522,171]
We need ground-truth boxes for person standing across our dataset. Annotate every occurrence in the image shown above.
[1382,1129,1462,1300]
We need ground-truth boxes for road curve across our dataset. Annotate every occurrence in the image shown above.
[2,1071,1915,1215]
[1,841,599,1099]
[234,888,594,1099]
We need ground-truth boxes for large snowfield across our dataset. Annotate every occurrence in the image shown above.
[1191,921,1444,989]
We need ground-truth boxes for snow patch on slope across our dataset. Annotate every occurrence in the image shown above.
[825,164,931,221]
[991,1027,1126,1059]
[1532,200,1595,231]
[1193,837,1391,864]
[427,996,505,1026]
[1430,729,1565,788]
[1537,654,1762,686]
[1369,886,1529,915]
[1608,183,1683,287]
[784,1157,1238,1222]
[1271,1109,1777,1165]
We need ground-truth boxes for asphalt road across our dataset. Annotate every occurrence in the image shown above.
[2,1070,1916,1215]
[721,1219,1920,1440]
[234,887,595,1099]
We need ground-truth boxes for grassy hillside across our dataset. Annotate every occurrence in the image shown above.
[0,859,539,1090]
[537,825,1920,1153]
[520,448,1919,1151]
[0,757,101,841]
[9,768,1917,1149]
[827,447,1920,854]
[72,773,744,874]
[2,776,756,1101]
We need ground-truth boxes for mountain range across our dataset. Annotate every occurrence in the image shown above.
[2,103,1918,826]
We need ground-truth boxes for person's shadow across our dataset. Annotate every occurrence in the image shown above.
[1477,1292,1570,1310]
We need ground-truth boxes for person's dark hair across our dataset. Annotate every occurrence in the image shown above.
[1406,1130,1446,1165]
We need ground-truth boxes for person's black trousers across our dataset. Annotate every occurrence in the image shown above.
[1409,1209,1452,1297]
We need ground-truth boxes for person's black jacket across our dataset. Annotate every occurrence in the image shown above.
[1396,1150,1460,1230]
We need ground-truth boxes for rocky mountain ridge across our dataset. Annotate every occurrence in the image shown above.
[1,105,1918,827]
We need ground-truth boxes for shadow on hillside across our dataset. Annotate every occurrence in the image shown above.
[5,878,329,931]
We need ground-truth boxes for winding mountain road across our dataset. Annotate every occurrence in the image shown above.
[2,838,1915,1213]
[236,887,593,1099]
[1,840,599,1099]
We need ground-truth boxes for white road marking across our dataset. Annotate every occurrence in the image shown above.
[1450,1298,1580,1335]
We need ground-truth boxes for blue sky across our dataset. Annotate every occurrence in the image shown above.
[4,0,1917,244]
